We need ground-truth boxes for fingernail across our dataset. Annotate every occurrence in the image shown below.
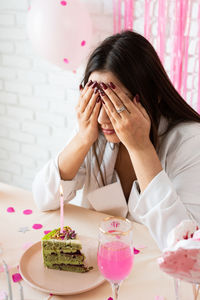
[92,81,98,88]
[96,95,101,103]
[87,80,93,87]
[99,89,105,96]
[79,84,83,90]
[135,94,140,103]
[94,87,99,94]
[109,82,116,89]
[100,82,107,90]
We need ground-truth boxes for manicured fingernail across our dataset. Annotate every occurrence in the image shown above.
[109,82,116,89]
[92,81,98,89]
[79,84,83,90]
[96,95,101,103]
[135,94,140,103]
[94,87,98,94]
[87,80,93,87]
[99,89,105,96]
[100,82,107,90]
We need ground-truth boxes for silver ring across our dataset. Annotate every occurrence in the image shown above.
[116,106,127,114]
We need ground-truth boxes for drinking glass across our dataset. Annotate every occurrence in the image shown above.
[97,216,134,300]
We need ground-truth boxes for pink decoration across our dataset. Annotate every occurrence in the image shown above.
[22,242,33,250]
[157,0,166,64]
[44,230,51,235]
[27,0,92,71]
[23,209,32,215]
[198,3,200,114]
[60,185,64,233]
[144,0,150,40]
[154,297,164,300]
[133,248,140,254]
[32,224,43,230]
[12,273,22,283]
[182,0,190,99]
[108,297,113,300]
[117,0,121,33]
[113,0,117,34]
[7,207,15,213]
[81,40,86,46]
[60,1,67,6]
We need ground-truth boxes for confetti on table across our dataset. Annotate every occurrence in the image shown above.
[7,207,15,213]
[23,209,32,215]
[12,273,22,283]
[134,248,140,254]
[18,227,30,234]
[32,224,43,230]
[155,296,165,300]
[107,297,113,300]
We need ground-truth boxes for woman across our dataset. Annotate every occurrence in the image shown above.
[32,30,200,249]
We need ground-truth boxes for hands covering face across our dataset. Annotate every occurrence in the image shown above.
[98,82,151,151]
[77,79,151,151]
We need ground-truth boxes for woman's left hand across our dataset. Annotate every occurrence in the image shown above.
[99,82,152,152]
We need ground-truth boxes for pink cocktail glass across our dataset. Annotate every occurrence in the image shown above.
[97,217,134,300]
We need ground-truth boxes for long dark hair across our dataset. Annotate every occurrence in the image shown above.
[82,30,200,149]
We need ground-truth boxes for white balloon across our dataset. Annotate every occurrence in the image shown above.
[27,0,93,70]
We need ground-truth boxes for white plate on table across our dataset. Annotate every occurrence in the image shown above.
[19,235,105,295]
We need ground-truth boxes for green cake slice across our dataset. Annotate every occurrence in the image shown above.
[42,226,92,273]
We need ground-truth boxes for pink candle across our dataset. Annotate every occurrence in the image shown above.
[60,184,64,233]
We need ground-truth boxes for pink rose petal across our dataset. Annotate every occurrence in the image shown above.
[60,1,67,6]
[12,273,22,283]
[7,207,15,213]
[134,248,140,254]
[63,58,69,64]
[81,40,86,46]
[22,242,33,250]
[44,230,51,235]
[23,209,32,215]
[32,224,43,230]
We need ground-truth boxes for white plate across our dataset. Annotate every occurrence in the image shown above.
[19,235,105,295]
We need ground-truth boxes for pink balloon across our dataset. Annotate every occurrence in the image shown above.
[27,0,92,70]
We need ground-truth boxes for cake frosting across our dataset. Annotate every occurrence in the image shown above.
[158,220,200,284]
[42,226,92,273]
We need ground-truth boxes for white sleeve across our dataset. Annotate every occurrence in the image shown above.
[32,129,86,211]
[128,135,200,250]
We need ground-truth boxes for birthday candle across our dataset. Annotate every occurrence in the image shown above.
[60,184,64,233]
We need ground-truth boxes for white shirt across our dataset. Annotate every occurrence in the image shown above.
[32,117,200,249]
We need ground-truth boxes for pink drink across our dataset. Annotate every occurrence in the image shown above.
[97,241,134,282]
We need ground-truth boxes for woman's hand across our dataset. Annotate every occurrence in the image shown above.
[99,82,151,152]
[76,80,102,146]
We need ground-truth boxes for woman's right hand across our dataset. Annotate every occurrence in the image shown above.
[75,80,102,146]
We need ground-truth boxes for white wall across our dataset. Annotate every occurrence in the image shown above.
[0,0,199,205]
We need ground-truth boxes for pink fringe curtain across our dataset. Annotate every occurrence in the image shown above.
[112,0,200,114]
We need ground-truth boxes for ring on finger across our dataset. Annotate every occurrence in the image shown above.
[116,106,127,114]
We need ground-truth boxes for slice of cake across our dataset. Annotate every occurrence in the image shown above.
[42,226,92,273]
